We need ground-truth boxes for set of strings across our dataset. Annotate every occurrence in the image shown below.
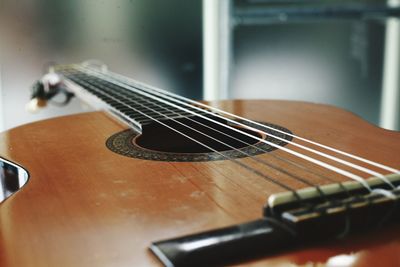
[60,64,399,199]
[70,65,400,193]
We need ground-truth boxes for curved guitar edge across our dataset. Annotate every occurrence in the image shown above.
[0,157,29,203]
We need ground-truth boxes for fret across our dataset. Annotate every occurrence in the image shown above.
[60,69,206,125]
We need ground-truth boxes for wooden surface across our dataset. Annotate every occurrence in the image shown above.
[0,100,399,267]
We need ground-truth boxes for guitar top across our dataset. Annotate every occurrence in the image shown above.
[0,65,400,266]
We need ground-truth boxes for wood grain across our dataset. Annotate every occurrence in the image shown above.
[0,100,399,267]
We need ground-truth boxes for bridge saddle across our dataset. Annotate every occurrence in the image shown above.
[265,173,400,237]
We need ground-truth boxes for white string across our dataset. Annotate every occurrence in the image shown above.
[120,90,339,185]
[102,67,400,176]
[74,65,375,191]
[65,72,297,191]
[82,66,399,189]
[78,77,329,189]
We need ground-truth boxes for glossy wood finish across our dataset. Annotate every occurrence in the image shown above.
[0,100,399,267]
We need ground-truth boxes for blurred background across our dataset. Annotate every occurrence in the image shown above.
[0,0,399,131]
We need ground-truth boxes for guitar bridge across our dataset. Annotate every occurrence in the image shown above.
[266,173,400,231]
[150,174,400,267]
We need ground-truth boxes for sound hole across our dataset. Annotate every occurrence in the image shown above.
[106,118,293,162]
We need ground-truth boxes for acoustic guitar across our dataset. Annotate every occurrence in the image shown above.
[0,63,399,267]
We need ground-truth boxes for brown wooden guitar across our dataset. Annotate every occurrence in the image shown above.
[0,63,399,267]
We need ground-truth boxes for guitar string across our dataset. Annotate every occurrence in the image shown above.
[62,71,358,204]
[94,78,354,198]
[74,76,328,191]
[66,66,400,200]
[91,69,398,197]
[75,65,391,191]
[85,66,400,190]
[61,70,298,192]
[86,66,396,188]
[65,72,349,201]
[84,76,341,189]
[74,66,378,190]
[118,87,339,185]
[80,66,400,202]
[87,71,398,200]
[56,66,397,221]
[100,67,400,175]
[71,72,359,203]
[65,65,400,199]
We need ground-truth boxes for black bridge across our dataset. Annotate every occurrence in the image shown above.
[150,174,400,267]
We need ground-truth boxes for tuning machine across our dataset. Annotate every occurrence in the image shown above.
[26,72,75,113]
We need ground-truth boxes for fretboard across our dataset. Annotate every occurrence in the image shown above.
[57,67,206,128]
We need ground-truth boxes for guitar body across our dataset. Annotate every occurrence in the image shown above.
[0,100,399,267]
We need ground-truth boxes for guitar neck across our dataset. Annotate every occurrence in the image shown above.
[57,65,202,132]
